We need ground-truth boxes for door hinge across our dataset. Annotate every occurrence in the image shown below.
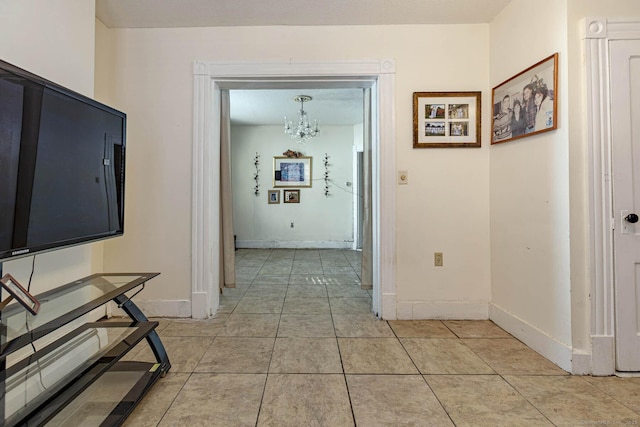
[611,217,616,230]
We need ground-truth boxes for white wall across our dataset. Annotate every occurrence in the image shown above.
[95,19,117,106]
[0,0,100,292]
[231,125,355,248]
[489,0,572,370]
[96,24,492,316]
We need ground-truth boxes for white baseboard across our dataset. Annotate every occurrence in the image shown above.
[394,301,489,320]
[591,335,615,376]
[397,302,413,320]
[236,240,354,249]
[489,302,572,372]
[571,349,592,375]
[381,293,397,320]
[191,291,208,319]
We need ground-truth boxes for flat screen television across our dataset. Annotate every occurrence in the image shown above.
[0,59,126,261]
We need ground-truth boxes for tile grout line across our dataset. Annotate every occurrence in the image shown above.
[386,321,465,424]
[328,275,358,427]
[438,321,559,426]
[498,374,557,426]
[154,371,195,427]
[254,247,286,427]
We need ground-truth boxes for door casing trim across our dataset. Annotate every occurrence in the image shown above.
[584,17,640,375]
[191,59,397,320]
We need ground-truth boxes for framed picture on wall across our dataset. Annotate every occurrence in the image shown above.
[413,91,481,148]
[268,190,280,204]
[283,189,300,203]
[273,156,312,188]
[491,53,558,145]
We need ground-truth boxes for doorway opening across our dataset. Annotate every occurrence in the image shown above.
[227,88,365,252]
[225,88,368,307]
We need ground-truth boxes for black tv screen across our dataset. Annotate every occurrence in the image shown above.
[0,59,126,261]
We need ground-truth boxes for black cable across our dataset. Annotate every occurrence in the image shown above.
[22,255,48,391]
[27,255,36,293]
[311,177,362,197]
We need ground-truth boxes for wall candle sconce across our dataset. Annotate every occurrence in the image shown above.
[323,153,330,197]
[254,152,260,196]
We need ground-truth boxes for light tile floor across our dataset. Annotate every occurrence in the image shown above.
[122,249,640,426]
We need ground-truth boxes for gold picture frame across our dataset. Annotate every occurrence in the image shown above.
[413,91,481,148]
[273,156,312,188]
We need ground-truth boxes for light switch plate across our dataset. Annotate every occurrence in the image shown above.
[434,252,443,267]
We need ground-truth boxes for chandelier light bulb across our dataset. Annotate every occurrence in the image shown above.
[284,95,319,144]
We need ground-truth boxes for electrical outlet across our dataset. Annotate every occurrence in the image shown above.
[434,252,443,267]
[290,222,294,228]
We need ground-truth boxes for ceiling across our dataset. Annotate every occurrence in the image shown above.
[96,0,511,29]
[230,89,364,126]
[95,0,511,127]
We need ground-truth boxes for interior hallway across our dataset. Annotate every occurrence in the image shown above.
[122,249,640,426]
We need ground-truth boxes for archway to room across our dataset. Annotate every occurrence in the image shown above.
[191,59,396,320]
[226,87,367,308]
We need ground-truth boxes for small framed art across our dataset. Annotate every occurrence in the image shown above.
[491,53,558,144]
[413,91,481,148]
[283,189,300,203]
[268,189,280,204]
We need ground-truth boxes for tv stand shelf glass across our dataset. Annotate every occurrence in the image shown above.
[0,273,171,427]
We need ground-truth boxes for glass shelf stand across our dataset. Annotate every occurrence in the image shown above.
[0,273,170,427]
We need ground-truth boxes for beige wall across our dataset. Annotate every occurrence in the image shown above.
[489,0,572,369]
[96,24,492,312]
[95,18,117,105]
[0,0,99,292]
[0,0,95,96]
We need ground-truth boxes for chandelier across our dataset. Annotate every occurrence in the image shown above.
[284,95,319,143]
